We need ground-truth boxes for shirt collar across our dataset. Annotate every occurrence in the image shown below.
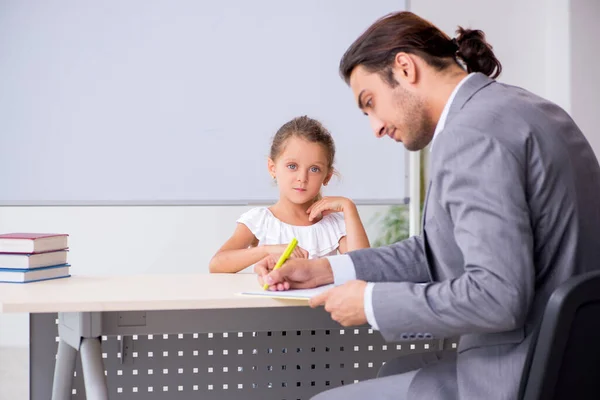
[429,72,475,151]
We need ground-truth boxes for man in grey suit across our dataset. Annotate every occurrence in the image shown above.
[255,11,600,400]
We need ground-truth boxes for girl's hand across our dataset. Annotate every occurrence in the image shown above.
[307,196,356,222]
[264,244,309,259]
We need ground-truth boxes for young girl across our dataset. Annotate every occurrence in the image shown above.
[209,116,370,273]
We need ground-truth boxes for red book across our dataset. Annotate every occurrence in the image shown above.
[0,233,69,254]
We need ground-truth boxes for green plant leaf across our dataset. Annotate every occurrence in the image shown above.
[370,204,410,247]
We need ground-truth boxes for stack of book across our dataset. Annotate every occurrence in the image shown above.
[0,233,71,283]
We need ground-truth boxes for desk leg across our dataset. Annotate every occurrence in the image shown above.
[52,312,108,400]
[51,340,77,400]
[80,338,109,400]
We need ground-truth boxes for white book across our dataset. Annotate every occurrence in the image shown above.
[0,264,71,283]
[239,284,334,300]
[0,250,68,269]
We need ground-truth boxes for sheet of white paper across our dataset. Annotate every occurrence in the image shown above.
[239,284,335,300]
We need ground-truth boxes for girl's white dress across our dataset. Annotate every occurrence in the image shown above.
[236,207,347,262]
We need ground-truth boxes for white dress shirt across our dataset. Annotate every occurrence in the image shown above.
[326,73,475,330]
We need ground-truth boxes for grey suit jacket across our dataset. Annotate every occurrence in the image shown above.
[348,73,600,399]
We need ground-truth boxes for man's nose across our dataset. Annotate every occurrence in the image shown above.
[369,115,386,138]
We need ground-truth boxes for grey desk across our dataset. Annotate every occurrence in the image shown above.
[0,274,456,399]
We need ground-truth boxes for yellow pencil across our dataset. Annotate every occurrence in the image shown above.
[263,238,298,290]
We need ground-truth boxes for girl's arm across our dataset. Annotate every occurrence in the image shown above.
[337,201,370,253]
[306,197,370,253]
[209,224,308,273]
[209,224,267,273]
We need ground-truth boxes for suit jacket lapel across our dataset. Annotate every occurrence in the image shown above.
[444,73,495,128]
[421,73,494,230]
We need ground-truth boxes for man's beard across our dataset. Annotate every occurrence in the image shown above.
[394,87,436,151]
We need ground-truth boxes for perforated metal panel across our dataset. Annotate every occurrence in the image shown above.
[30,312,457,400]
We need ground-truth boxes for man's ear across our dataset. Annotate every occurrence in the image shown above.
[267,158,276,179]
[393,52,418,85]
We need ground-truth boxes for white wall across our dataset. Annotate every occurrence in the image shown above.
[570,0,600,157]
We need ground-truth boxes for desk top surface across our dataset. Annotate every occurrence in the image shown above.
[0,273,307,313]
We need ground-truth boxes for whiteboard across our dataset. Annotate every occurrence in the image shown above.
[0,0,408,205]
